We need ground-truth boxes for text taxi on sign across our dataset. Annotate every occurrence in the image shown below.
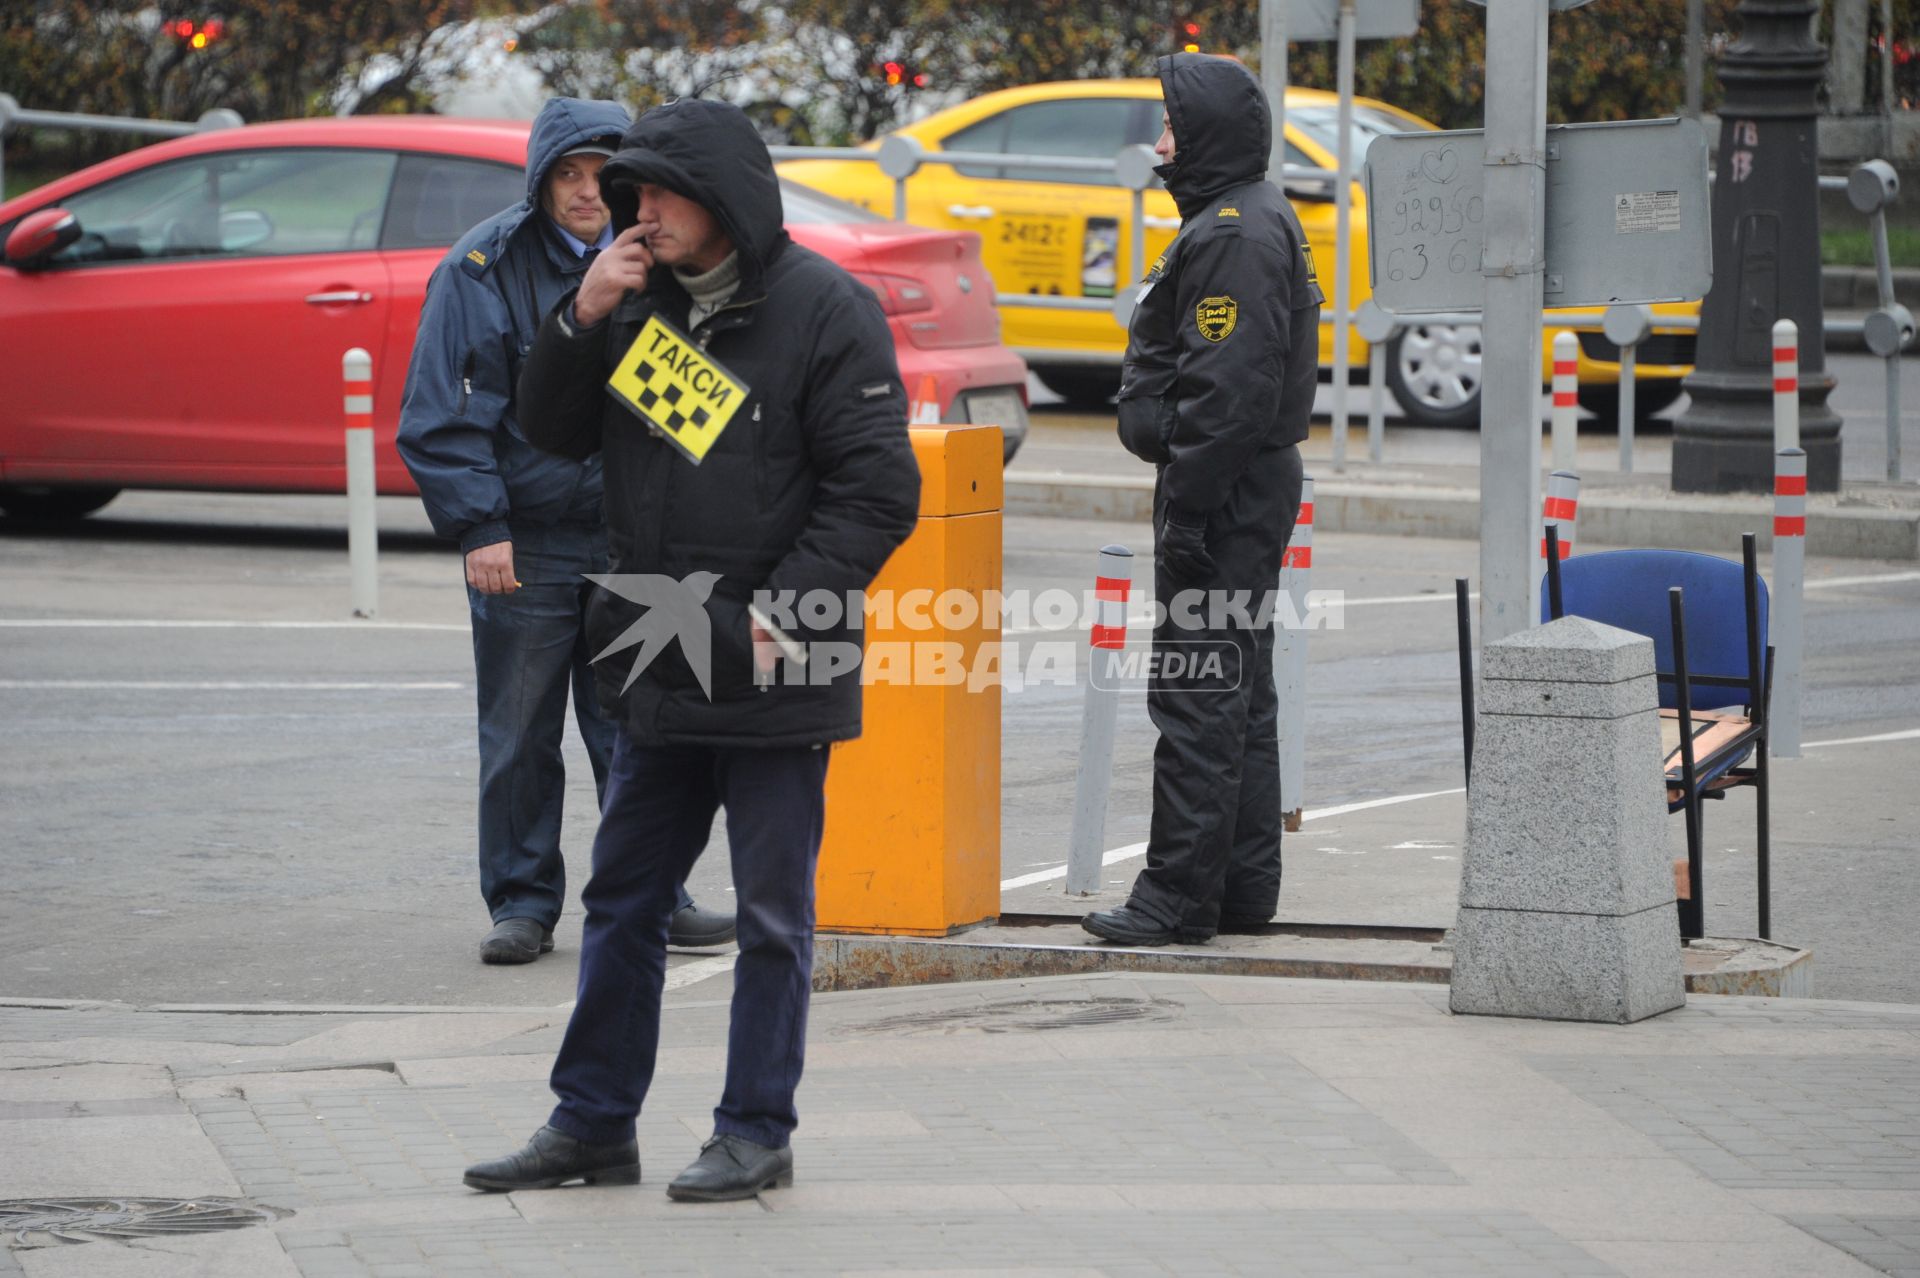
[607,315,752,465]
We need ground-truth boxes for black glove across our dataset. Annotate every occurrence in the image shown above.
[1161,506,1215,582]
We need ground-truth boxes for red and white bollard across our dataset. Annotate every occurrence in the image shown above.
[1772,447,1806,758]
[1275,477,1314,832]
[1772,319,1800,453]
[1550,331,1579,474]
[1539,469,1580,562]
[1068,544,1133,895]
[343,348,378,618]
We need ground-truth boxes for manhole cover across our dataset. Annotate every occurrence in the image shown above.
[847,996,1180,1036]
[0,1197,287,1245]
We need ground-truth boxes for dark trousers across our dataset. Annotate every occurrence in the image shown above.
[468,523,690,930]
[1127,444,1302,936]
[547,732,830,1150]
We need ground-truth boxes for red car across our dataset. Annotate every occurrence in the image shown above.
[0,116,1029,520]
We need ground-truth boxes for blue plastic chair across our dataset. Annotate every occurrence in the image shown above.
[1544,532,1774,940]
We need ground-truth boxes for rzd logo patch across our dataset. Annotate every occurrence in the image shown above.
[606,316,751,465]
[1196,296,1238,343]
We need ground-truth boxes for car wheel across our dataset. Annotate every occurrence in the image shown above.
[1035,367,1120,410]
[1576,380,1686,424]
[1385,324,1483,428]
[0,485,121,521]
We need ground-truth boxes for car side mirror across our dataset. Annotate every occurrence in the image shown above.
[1280,171,1338,204]
[219,209,273,252]
[5,207,81,269]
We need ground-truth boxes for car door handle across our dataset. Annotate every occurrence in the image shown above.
[946,204,995,220]
[1143,215,1181,230]
[305,290,374,305]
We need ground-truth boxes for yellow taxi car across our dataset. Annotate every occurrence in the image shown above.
[779,80,1697,426]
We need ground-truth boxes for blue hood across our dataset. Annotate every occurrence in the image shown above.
[524,96,630,206]
[458,97,629,275]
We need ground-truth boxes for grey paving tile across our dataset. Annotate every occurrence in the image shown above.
[1530,1054,1920,1190]
[294,1210,1617,1277]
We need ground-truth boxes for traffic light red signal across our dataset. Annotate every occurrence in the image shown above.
[878,60,929,89]
[1181,18,1202,52]
[165,18,226,49]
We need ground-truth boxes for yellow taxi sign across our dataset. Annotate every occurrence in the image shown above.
[606,315,751,465]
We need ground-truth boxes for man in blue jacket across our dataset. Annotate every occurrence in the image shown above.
[399,97,733,966]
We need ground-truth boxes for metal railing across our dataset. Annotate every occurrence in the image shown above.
[0,95,243,198]
[1357,162,1910,482]
[6,99,1906,481]
[771,135,1337,329]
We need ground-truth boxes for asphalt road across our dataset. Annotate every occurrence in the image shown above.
[3,360,1917,1006]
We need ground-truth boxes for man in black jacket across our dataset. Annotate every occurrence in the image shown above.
[398,97,733,966]
[1083,53,1322,948]
[462,99,919,1201]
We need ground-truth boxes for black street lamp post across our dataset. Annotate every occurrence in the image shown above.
[1672,0,1842,493]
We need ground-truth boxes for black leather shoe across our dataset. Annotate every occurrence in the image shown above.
[1081,904,1182,947]
[666,1134,793,1202]
[480,918,553,965]
[463,1125,639,1191]
[668,902,737,948]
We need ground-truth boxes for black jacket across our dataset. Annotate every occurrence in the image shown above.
[517,99,920,748]
[1116,54,1324,516]
[397,97,630,551]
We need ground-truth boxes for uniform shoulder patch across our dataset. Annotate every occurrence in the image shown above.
[1217,206,1240,218]
[1299,242,1327,305]
[1196,296,1238,342]
[466,248,488,267]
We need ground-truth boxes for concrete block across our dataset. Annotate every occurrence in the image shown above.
[1479,673,1659,719]
[1453,618,1684,1022]
[1481,615,1655,685]
[1449,904,1685,1023]
[1461,711,1673,915]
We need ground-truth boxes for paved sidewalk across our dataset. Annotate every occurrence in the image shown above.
[4,975,1918,1277]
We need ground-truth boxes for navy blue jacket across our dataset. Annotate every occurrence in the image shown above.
[398,97,631,551]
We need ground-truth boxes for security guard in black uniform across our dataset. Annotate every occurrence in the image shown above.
[1083,52,1322,947]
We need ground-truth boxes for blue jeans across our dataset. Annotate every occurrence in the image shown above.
[469,523,699,931]
[547,733,830,1150]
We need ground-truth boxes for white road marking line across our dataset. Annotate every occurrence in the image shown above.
[1803,727,1920,749]
[0,619,467,631]
[3,571,1908,640]
[663,954,737,992]
[0,680,465,691]
[1806,570,1920,590]
[552,952,739,1011]
[997,569,1920,638]
[1000,786,1467,890]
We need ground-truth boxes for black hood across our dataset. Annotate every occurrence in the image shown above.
[598,98,788,298]
[1155,53,1272,219]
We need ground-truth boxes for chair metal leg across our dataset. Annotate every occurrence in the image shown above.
[1669,586,1705,940]
[1679,791,1706,940]
[1757,641,1776,940]
[1456,578,1474,788]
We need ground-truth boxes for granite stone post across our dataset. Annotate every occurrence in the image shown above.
[1451,616,1685,1023]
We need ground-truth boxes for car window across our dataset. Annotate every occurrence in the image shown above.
[940,99,1136,185]
[1291,105,1425,175]
[941,115,1009,180]
[49,148,398,267]
[381,153,523,249]
[779,180,883,226]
